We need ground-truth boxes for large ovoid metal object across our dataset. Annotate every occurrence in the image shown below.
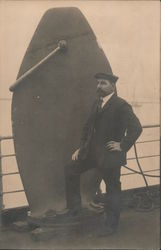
[11,7,112,216]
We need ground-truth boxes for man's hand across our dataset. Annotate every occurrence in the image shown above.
[105,141,122,152]
[72,148,80,161]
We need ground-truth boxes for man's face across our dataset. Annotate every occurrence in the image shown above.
[96,78,115,97]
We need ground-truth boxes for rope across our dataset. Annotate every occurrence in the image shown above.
[123,165,160,178]
[122,144,160,178]
[124,143,159,211]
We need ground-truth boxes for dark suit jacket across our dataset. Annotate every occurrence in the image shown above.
[79,93,142,168]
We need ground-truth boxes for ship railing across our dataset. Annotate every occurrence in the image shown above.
[0,124,160,211]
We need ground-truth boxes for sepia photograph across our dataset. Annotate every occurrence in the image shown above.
[0,0,160,249]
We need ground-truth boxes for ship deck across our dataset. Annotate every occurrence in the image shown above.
[0,204,160,250]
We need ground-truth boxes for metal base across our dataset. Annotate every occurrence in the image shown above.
[30,209,104,241]
[12,208,104,241]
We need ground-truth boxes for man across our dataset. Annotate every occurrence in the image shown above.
[60,72,142,235]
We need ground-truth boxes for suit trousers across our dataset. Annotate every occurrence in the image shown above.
[64,150,121,229]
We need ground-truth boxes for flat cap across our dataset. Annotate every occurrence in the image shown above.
[95,72,118,83]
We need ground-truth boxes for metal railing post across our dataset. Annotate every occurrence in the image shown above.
[0,137,3,226]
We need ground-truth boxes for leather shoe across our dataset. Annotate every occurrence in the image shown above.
[56,208,82,219]
[98,225,117,237]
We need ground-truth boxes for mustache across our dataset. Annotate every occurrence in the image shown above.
[97,88,104,93]
[96,88,105,95]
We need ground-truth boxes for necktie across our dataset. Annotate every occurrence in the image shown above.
[97,97,103,113]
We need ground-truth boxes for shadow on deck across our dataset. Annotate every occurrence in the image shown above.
[0,187,160,250]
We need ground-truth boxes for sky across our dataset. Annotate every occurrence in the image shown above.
[0,0,160,102]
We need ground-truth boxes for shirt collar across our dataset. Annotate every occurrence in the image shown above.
[102,92,114,107]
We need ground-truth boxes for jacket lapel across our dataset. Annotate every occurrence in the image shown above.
[101,93,117,113]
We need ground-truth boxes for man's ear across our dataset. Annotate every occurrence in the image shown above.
[111,82,116,89]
